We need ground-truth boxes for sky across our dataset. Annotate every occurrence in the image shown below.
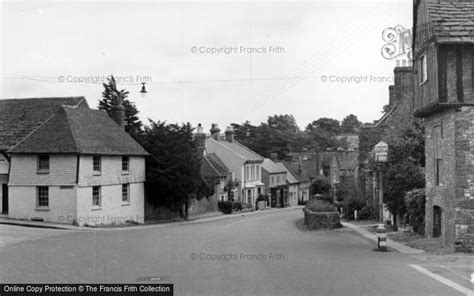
[1,0,413,131]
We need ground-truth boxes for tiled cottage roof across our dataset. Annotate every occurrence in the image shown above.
[0,97,88,150]
[426,2,474,43]
[9,105,149,155]
[201,153,229,178]
[262,158,287,174]
[281,164,299,185]
[207,138,263,163]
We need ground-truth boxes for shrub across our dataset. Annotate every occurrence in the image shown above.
[358,204,375,220]
[256,194,266,203]
[310,177,333,196]
[218,201,232,214]
[232,201,243,212]
[305,199,337,213]
[313,193,333,203]
[405,188,425,235]
[345,196,366,220]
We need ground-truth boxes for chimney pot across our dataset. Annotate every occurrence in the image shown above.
[210,123,221,141]
[225,126,234,142]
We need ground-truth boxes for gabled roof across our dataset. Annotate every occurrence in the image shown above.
[262,158,287,174]
[8,105,148,156]
[426,2,474,43]
[281,164,299,184]
[0,97,88,150]
[201,153,229,178]
[206,137,263,163]
[336,151,359,170]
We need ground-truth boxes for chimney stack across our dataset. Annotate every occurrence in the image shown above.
[270,153,278,162]
[225,126,234,142]
[110,97,125,128]
[388,85,395,106]
[210,123,221,141]
[195,123,206,155]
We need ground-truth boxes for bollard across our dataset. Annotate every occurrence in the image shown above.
[375,224,387,251]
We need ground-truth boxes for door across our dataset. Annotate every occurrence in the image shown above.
[2,184,8,214]
[433,206,442,237]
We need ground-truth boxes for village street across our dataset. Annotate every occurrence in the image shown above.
[0,208,471,296]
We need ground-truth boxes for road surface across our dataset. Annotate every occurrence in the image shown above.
[0,208,471,295]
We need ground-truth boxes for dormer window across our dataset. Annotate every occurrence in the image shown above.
[37,155,49,173]
[122,156,129,172]
[93,155,101,173]
[420,54,428,84]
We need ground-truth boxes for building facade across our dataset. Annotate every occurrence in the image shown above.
[204,124,265,207]
[0,97,148,226]
[413,0,474,250]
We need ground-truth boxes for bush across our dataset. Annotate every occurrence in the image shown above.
[313,193,333,203]
[405,188,425,235]
[232,201,243,212]
[305,199,337,213]
[358,205,375,220]
[256,194,266,203]
[310,177,333,196]
[345,197,366,220]
[218,201,232,214]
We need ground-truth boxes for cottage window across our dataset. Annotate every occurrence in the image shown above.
[420,54,428,84]
[92,186,101,207]
[122,156,129,171]
[271,176,275,184]
[256,165,260,179]
[37,155,49,172]
[122,184,130,203]
[36,186,49,207]
[93,155,101,172]
[251,165,255,180]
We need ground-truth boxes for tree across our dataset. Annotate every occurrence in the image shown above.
[98,75,142,139]
[140,120,201,219]
[341,114,362,134]
[267,114,300,133]
[310,177,333,202]
[383,122,425,226]
[305,118,341,135]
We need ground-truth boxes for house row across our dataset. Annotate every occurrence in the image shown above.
[0,97,147,226]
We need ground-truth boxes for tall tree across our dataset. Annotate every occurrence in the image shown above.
[140,120,201,219]
[341,114,362,134]
[98,75,142,139]
[382,122,425,226]
[305,118,341,135]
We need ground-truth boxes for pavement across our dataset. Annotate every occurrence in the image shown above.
[1,207,473,295]
[341,221,426,254]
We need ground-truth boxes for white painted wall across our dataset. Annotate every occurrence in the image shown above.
[8,185,76,223]
[76,182,144,226]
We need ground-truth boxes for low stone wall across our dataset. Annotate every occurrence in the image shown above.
[303,209,342,230]
[454,200,474,252]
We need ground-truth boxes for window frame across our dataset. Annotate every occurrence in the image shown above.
[37,155,50,173]
[122,183,130,203]
[92,186,101,207]
[36,186,49,208]
[93,155,101,173]
[122,156,130,172]
[420,54,428,84]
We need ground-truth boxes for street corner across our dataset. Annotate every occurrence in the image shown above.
[0,224,70,248]
[408,255,474,295]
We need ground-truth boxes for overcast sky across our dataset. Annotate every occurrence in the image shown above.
[1,0,412,131]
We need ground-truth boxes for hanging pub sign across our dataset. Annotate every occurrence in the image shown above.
[374,141,388,162]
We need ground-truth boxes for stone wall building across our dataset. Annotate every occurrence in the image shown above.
[413,0,474,251]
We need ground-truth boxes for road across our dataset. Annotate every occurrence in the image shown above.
[0,208,471,296]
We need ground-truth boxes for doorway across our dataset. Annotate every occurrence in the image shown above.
[433,206,442,237]
[2,184,8,214]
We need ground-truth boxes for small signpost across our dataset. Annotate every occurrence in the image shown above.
[373,141,388,222]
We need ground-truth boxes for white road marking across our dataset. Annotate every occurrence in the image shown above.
[409,264,474,296]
